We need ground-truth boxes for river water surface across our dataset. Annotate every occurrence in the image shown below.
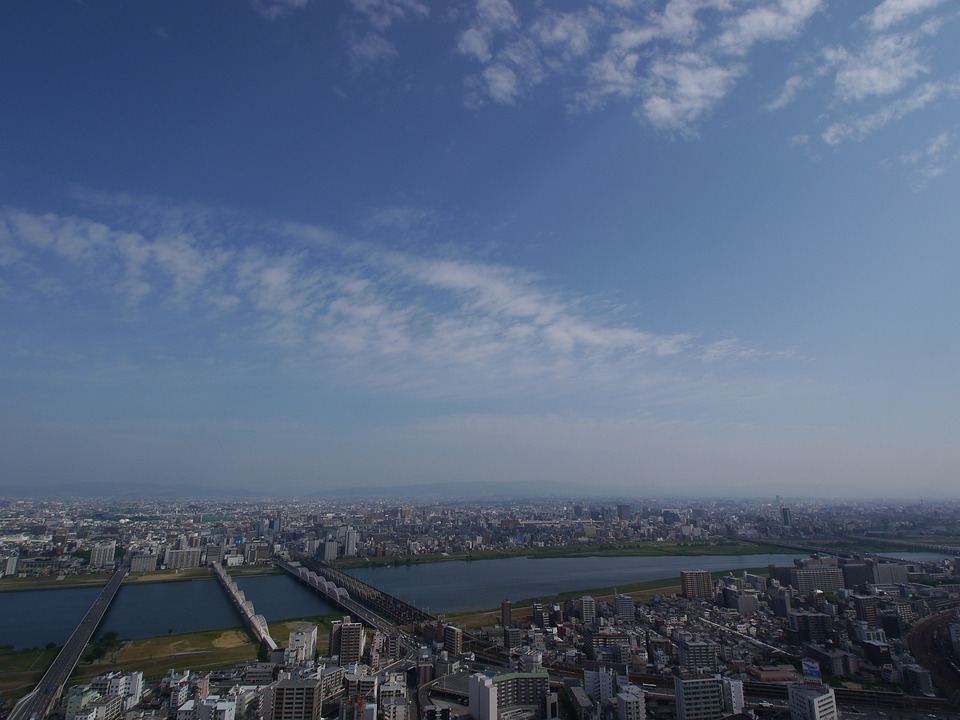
[0,551,945,649]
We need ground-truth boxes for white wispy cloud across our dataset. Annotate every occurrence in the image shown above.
[349,32,398,70]
[343,0,428,71]
[834,30,929,102]
[897,128,958,189]
[251,0,310,22]
[245,1,955,144]
[641,52,743,132]
[823,77,960,145]
[0,200,783,405]
[865,0,945,32]
[714,0,825,56]
[767,74,809,111]
[455,0,823,132]
[350,0,427,32]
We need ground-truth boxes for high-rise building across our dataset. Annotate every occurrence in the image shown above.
[469,674,497,720]
[721,679,744,716]
[674,676,724,720]
[532,601,546,629]
[344,529,358,558]
[782,507,794,527]
[339,621,365,665]
[443,625,463,656]
[329,616,365,664]
[787,684,838,720]
[584,667,617,705]
[580,596,596,624]
[680,570,714,600]
[90,541,116,569]
[614,594,635,621]
[321,541,338,561]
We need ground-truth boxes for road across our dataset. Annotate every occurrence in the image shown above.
[8,565,128,720]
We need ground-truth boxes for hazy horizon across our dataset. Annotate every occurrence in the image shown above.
[2,1,958,498]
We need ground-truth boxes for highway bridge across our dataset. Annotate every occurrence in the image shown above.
[211,563,278,652]
[9,565,128,720]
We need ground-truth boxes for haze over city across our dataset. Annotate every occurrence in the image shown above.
[1,0,958,498]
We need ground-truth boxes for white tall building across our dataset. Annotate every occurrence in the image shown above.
[584,667,617,705]
[285,624,317,665]
[787,684,838,720]
[721,679,744,716]
[469,674,497,720]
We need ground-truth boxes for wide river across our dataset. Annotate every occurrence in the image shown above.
[345,553,813,613]
[0,551,945,649]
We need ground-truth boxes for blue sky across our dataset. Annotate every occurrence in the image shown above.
[1,0,958,498]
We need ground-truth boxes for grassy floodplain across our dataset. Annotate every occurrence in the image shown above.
[0,611,337,700]
[331,539,787,569]
[0,563,281,593]
[0,627,258,699]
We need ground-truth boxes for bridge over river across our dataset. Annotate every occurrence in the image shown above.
[9,565,128,720]
[212,563,278,652]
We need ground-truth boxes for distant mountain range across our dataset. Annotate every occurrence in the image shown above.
[0,482,271,500]
[0,479,674,502]
[309,480,625,501]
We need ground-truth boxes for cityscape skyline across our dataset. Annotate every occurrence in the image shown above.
[2,1,959,498]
